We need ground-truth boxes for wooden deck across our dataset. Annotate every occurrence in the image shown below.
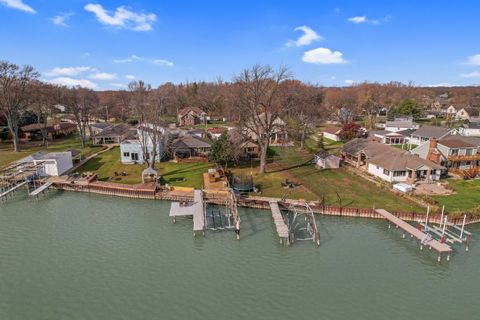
[269,201,289,239]
[375,209,452,254]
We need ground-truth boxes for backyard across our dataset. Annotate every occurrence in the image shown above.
[0,136,103,169]
[433,179,480,214]
[231,146,425,212]
[77,147,212,188]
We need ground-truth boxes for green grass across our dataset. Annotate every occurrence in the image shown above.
[232,146,424,212]
[433,179,480,213]
[77,147,213,188]
[0,136,102,169]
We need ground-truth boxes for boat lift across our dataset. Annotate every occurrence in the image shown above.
[286,201,320,246]
[418,206,472,252]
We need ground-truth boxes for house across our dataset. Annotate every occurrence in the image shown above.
[177,107,206,126]
[120,123,169,164]
[410,125,455,146]
[227,128,260,159]
[90,123,112,136]
[372,129,415,145]
[455,107,479,121]
[321,126,342,141]
[459,120,480,137]
[171,135,212,159]
[384,117,419,132]
[207,127,224,140]
[411,138,480,175]
[92,124,135,145]
[246,113,289,145]
[314,150,341,169]
[21,122,77,141]
[445,105,457,115]
[341,138,443,183]
[17,151,73,176]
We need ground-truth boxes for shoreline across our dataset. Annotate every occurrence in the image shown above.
[51,180,480,226]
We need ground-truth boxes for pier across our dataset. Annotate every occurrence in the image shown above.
[269,201,290,245]
[169,190,205,235]
[376,209,452,261]
[29,182,53,197]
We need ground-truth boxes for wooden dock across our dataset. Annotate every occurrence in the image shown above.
[169,190,205,234]
[29,182,52,197]
[0,181,28,199]
[376,209,452,260]
[269,201,289,243]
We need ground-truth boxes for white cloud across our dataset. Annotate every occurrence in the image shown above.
[46,66,94,77]
[84,3,156,31]
[51,12,73,26]
[465,54,480,65]
[48,77,97,89]
[348,16,367,24]
[113,58,133,63]
[0,0,35,14]
[125,74,136,80]
[153,59,174,67]
[90,72,117,80]
[344,79,354,85]
[302,47,347,64]
[285,25,321,47]
[460,71,480,78]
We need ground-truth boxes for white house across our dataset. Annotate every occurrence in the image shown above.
[409,125,455,146]
[321,126,342,141]
[120,123,168,164]
[459,120,480,137]
[445,105,456,115]
[385,117,419,132]
[35,152,73,176]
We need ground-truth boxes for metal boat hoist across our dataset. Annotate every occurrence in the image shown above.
[286,201,320,246]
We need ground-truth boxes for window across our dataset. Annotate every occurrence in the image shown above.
[450,149,459,156]
[131,153,139,161]
[383,169,390,175]
[393,171,406,177]
[123,152,130,157]
[466,149,473,156]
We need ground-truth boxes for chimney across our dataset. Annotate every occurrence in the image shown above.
[427,138,440,164]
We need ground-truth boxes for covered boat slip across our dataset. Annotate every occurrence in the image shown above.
[169,190,205,233]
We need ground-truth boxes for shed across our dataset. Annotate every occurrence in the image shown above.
[314,150,341,169]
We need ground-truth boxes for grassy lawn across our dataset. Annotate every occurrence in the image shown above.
[433,179,480,213]
[0,136,102,169]
[232,146,424,212]
[77,147,213,188]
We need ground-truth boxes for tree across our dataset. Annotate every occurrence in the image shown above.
[340,122,362,141]
[30,82,59,146]
[0,61,39,151]
[234,65,292,173]
[395,99,421,119]
[63,86,98,148]
[208,132,234,167]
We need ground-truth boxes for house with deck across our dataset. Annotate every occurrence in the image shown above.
[120,123,169,164]
[411,137,480,176]
[341,138,444,183]
[409,125,455,146]
[92,124,135,145]
[246,112,289,145]
[171,135,212,160]
[21,122,77,141]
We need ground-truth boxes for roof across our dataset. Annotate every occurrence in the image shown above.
[438,139,476,149]
[442,134,480,147]
[21,122,76,132]
[322,126,342,135]
[369,152,444,171]
[91,123,111,130]
[342,138,404,159]
[172,135,212,149]
[93,124,132,138]
[396,128,416,137]
[385,119,414,128]
[411,125,451,139]
[178,107,205,117]
[315,149,339,159]
[463,121,480,129]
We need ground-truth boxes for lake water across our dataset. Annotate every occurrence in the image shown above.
[1,191,479,320]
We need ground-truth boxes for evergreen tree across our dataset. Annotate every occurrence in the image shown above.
[208,132,233,165]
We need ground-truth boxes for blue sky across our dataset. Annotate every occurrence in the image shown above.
[1,0,480,90]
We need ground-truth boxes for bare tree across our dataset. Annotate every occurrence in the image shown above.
[64,86,98,148]
[30,82,60,146]
[234,65,292,174]
[0,61,39,151]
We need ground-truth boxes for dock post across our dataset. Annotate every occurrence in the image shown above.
[439,205,445,228]
[460,214,466,240]
[447,253,451,261]
[437,254,441,262]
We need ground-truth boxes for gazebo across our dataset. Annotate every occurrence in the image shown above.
[142,167,158,184]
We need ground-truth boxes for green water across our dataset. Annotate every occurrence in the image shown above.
[0,191,479,320]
